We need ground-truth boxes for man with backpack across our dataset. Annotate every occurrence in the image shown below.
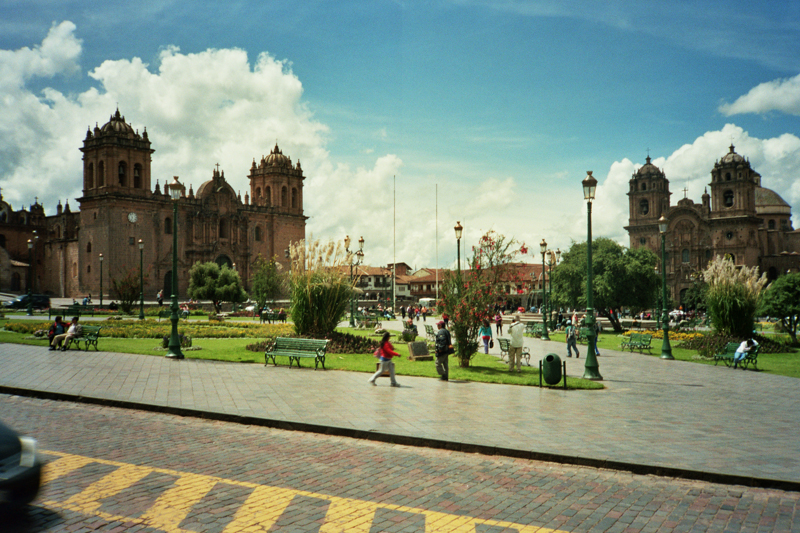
[566,320,580,358]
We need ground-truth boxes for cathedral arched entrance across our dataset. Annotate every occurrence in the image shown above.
[215,255,233,268]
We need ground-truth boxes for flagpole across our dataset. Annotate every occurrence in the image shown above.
[435,184,439,302]
[393,175,396,311]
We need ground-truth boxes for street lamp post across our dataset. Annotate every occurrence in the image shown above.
[539,239,550,340]
[345,235,364,327]
[138,239,145,320]
[552,249,560,328]
[658,215,674,360]
[454,221,463,275]
[99,254,104,308]
[166,176,184,359]
[582,171,602,380]
[26,239,33,316]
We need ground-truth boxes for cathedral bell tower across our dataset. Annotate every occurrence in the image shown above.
[247,144,305,214]
[79,109,154,198]
[625,156,671,249]
[709,144,760,218]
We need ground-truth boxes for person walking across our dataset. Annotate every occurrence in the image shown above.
[400,306,406,320]
[434,320,452,381]
[157,289,164,306]
[479,320,493,354]
[494,312,503,335]
[565,320,580,358]
[507,315,525,372]
[368,332,401,387]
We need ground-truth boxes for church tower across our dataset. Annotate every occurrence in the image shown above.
[80,109,154,198]
[625,156,671,249]
[709,144,760,218]
[248,144,304,215]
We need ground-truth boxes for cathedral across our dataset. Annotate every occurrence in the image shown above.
[0,109,306,299]
[625,145,800,306]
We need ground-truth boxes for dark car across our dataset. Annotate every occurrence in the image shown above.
[1,294,50,310]
[0,420,42,509]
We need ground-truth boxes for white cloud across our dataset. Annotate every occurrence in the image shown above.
[719,74,800,116]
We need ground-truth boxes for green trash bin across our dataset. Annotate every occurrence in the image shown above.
[542,353,562,385]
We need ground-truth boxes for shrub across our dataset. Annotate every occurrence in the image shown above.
[161,334,192,348]
[288,238,352,337]
[704,256,767,337]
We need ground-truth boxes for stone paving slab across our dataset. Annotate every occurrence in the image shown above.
[1,331,799,491]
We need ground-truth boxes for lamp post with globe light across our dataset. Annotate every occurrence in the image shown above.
[454,221,463,274]
[658,215,674,360]
[539,239,550,340]
[345,235,364,327]
[99,254,104,308]
[582,171,602,380]
[166,176,184,359]
[26,239,33,316]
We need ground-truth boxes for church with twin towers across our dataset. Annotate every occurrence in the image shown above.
[0,109,306,298]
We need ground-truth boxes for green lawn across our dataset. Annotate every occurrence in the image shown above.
[0,322,602,389]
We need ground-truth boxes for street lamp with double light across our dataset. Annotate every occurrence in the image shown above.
[582,171,602,380]
[658,215,674,360]
[99,253,104,308]
[166,176,184,359]
[139,239,145,320]
[539,239,550,340]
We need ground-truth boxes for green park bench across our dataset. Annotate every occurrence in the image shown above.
[425,324,436,342]
[714,341,760,370]
[620,332,639,351]
[50,304,87,320]
[497,337,530,366]
[525,323,546,338]
[264,337,329,369]
[260,311,281,324]
[64,326,102,351]
[577,327,592,344]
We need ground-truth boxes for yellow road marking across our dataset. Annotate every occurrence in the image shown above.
[41,451,566,533]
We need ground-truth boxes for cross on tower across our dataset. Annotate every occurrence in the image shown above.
[682,187,688,199]
[215,163,220,172]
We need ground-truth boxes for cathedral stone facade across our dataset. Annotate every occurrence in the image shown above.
[0,109,306,299]
[625,145,800,306]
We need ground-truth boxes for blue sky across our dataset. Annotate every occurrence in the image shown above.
[1,0,799,270]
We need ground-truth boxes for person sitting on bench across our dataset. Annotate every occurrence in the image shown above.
[51,316,82,351]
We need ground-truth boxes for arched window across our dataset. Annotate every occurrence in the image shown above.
[256,187,261,200]
[281,186,287,206]
[723,190,734,207]
[165,217,172,234]
[639,199,649,215]
[291,187,298,208]
[73,262,78,278]
[0,234,5,248]
[725,172,732,181]
[265,186,271,206]
[641,182,647,191]
[133,165,142,188]
[681,249,689,263]
[87,242,92,253]
[254,226,262,241]
[98,161,105,187]
[768,219,776,230]
[56,226,62,239]
[219,218,229,239]
[87,265,91,274]
[87,163,94,189]
[118,161,127,186]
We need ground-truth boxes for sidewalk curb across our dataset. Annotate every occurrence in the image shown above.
[3,384,798,493]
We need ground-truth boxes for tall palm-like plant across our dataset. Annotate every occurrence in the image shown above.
[289,237,354,337]
[703,255,767,337]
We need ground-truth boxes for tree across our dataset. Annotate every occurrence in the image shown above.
[703,255,767,338]
[187,262,247,314]
[439,231,526,367]
[289,238,353,337]
[757,272,800,344]
[551,238,660,331]
[111,268,144,314]
[250,255,287,310]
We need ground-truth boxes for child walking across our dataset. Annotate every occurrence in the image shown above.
[368,332,401,387]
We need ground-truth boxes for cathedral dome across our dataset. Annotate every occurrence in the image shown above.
[99,109,135,135]
[755,186,791,215]
[720,144,745,164]
[634,156,665,179]
[264,144,290,167]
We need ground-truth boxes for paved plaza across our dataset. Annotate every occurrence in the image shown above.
[1,317,799,492]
